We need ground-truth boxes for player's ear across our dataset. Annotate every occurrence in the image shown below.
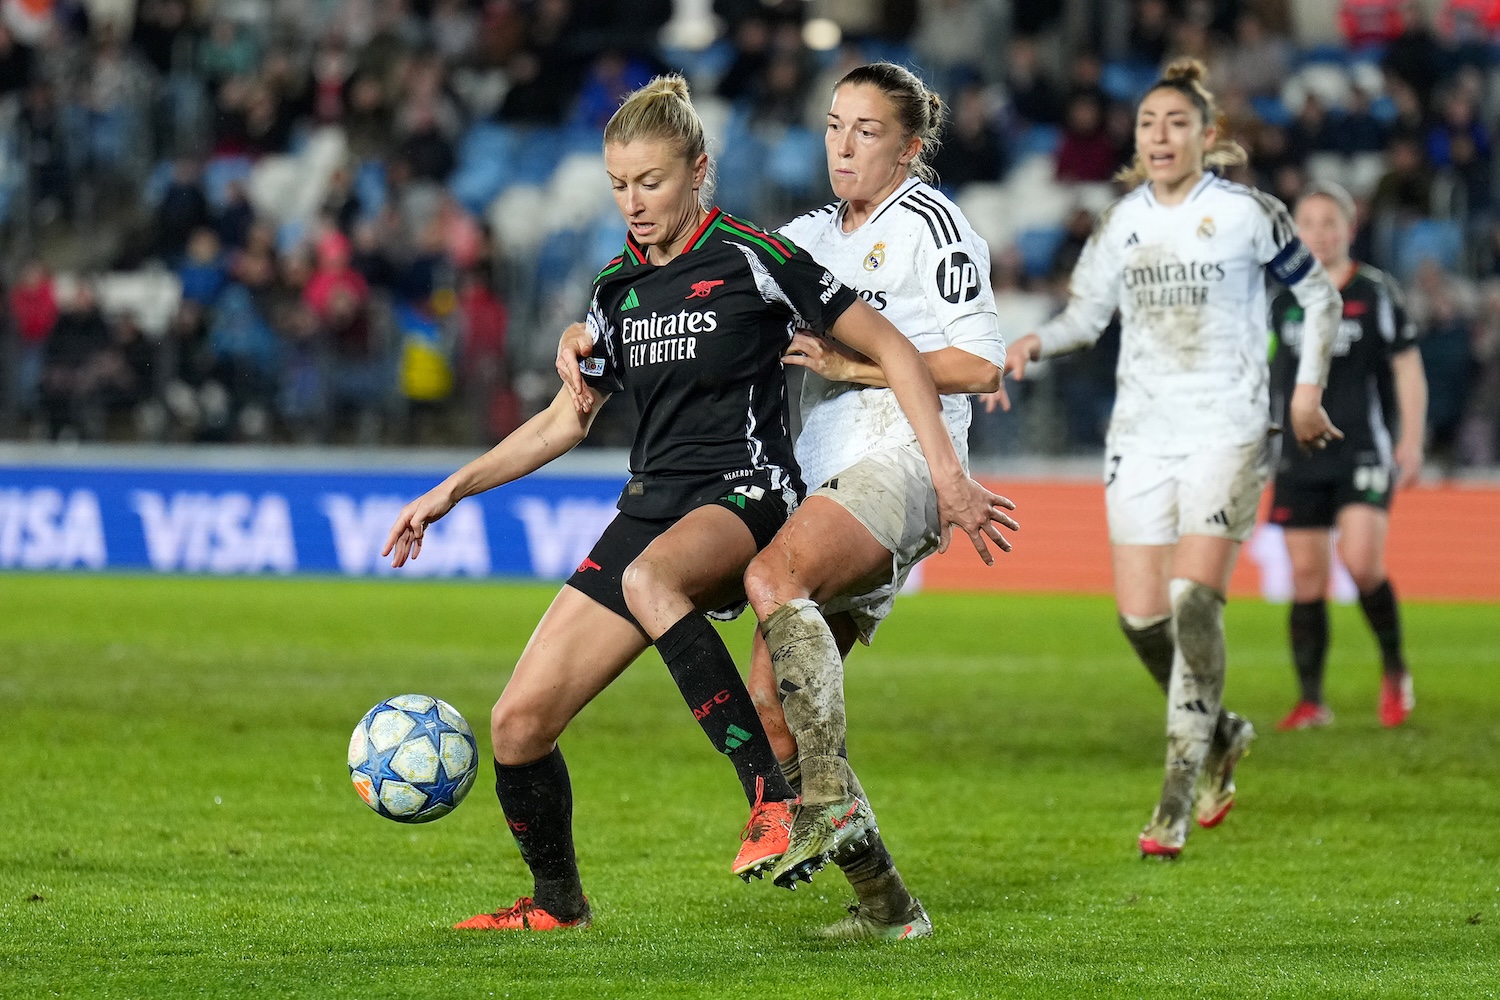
[899,136,921,168]
[691,151,709,190]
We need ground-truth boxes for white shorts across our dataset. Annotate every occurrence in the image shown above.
[1104,438,1271,546]
[809,442,939,643]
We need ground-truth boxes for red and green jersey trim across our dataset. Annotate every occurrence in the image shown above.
[696,213,798,264]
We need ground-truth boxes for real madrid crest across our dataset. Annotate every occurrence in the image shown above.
[1197,216,1216,240]
[863,241,886,271]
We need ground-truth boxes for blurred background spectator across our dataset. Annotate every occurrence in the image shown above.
[0,0,1495,473]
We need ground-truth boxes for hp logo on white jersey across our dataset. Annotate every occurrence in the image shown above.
[936,251,981,304]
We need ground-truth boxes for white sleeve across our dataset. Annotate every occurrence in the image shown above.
[943,310,1005,367]
[922,225,1004,366]
[1249,190,1340,387]
[1034,212,1121,358]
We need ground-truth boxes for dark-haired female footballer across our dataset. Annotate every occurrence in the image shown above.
[995,59,1343,859]
[386,75,1007,931]
[1267,182,1427,731]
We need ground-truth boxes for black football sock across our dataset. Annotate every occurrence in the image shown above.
[657,612,796,806]
[1119,614,1174,694]
[1290,599,1329,704]
[493,748,586,920]
[1358,579,1408,677]
[778,754,801,796]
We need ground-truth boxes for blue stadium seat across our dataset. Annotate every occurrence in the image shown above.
[1298,44,1352,67]
[1015,226,1067,278]
[1250,95,1292,128]
[204,156,254,209]
[353,160,386,221]
[1014,125,1062,159]
[1102,61,1159,103]
[1394,219,1463,280]
[765,127,822,197]
[141,159,175,207]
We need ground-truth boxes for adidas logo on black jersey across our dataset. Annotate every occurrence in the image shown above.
[621,288,640,310]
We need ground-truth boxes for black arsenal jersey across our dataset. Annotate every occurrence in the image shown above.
[1270,264,1417,481]
[582,207,858,517]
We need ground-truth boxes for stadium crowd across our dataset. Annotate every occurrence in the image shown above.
[1,0,1500,465]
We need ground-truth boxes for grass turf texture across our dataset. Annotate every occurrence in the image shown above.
[1,575,1496,999]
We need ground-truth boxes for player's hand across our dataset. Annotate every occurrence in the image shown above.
[1394,437,1424,489]
[781,331,870,382]
[382,486,457,568]
[933,471,1019,566]
[983,334,1041,413]
[1290,383,1344,452]
[555,322,593,414]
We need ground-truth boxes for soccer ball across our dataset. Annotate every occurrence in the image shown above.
[348,694,478,823]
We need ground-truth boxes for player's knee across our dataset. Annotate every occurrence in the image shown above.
[620,556,672,623]
[744,551,792,619]
[490,697,557,765]
[1347,560,1385,594]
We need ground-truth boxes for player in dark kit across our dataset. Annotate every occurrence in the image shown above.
[384,76,1006,932]
[1267,182,1428,730]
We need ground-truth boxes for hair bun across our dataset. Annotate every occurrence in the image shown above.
[1161,57,1208,86]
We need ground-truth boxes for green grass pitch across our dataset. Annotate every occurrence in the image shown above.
[1,574,1496,998]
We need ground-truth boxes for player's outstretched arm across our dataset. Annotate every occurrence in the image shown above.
[383,383,605,566]
[828,299,1018,564]
[783,332,1000,394]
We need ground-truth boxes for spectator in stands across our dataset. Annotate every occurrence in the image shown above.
[572,50,656,131]
[306,229,385,441]
[717,17,771,103]
[209,251,282,439]
[913,0,991,97]
[127,0,187,78]
[7,261,58,419]
[277,301,326,443]
[1427,89,1492,218]
[1128,0,1174,66]
[456,265,511,442]
[178,228,228,307]
[429,0,478,61]
[344,72,395,162]
[21,80,70,223]
[154,158,209,260]
[1005,36,1062,127]
[1372,132,1434,218]
[1406,260,1477,465]
[1437,0,1500,69]
[1054,92,1118,183]
[1341,84,1392,154]
[0,22,35,96]
[1214,13,1291,99]
[395,104,456,183]
[1382,8,1443,107]
[1341,0,1407,49]
[197,18,258,92]
[39,280,112,438]
[215,179,256,251]
[1460,280,1500,463]
[930,82,1006,191]
[1289,95,1344,158]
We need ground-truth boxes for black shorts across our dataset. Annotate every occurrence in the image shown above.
[1269,464,1394,529]
[566,470,795,628]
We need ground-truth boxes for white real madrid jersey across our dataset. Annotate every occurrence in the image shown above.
[779,177,1005,490]
[1035,172,1340,455]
